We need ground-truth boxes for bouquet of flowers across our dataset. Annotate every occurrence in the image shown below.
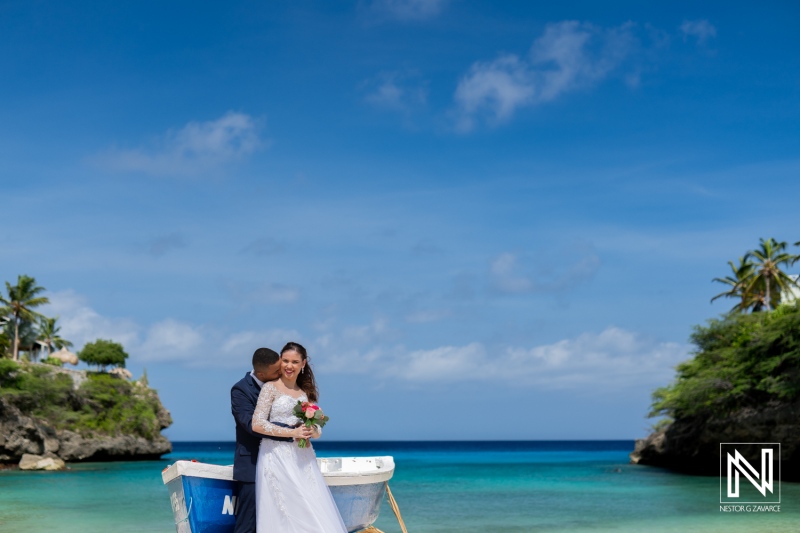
[292,401,330,448]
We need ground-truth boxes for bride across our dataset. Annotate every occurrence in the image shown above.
[251,342,347,533]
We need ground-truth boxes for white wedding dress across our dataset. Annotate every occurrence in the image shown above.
[252,382,347,533]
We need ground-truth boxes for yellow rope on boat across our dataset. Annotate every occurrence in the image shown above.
[385,482,409,533]
[359,482,408,533]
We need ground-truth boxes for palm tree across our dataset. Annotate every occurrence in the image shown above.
[744,238,800,312]
[36,316,73,359]
[711,257,765,313]
[0,275,50,361]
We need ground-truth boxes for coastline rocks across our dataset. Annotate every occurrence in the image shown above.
[19,453,66,471]
[0,392,172,465]
[630,400,800,481]
[57,430,172,461]
[0,397,59,461]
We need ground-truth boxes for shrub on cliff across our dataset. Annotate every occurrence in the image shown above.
[0,363,74,414]
[650,304,800,420]
[0,331,9,358]
[78,339,128,371]
[75,373,162,438]
[0,363,164,440]
[0,358,18,382]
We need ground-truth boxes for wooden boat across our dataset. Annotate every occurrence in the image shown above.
[162,456,395,533]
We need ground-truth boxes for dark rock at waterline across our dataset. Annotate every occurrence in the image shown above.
[630,400,800,481]
[57,429,172,461]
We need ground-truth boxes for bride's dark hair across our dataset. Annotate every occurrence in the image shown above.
[281,342,318,403]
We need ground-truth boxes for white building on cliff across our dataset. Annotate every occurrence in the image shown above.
[782,275,800,306]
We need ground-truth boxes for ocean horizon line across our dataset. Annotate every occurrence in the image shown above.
[167,440,637,453]
[169,438,636,443]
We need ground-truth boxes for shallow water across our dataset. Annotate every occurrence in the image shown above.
[0,441,796,532]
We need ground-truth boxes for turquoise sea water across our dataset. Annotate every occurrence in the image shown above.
[0,441,797,532]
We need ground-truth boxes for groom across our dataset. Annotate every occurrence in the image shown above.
[231,347,282,533]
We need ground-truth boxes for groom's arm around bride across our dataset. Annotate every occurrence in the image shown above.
[230,347,282,533]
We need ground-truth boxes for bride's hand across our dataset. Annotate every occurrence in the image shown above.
[292,426,314,439]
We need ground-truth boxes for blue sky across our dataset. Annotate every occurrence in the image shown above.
[2,0,799,441]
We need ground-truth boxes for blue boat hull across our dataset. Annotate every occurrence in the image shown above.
[166,475,386,533]
[167,475,240,533]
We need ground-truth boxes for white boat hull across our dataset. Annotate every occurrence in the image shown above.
[162,456,395,533]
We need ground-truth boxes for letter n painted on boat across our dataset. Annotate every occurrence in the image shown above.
[222,495,237,515]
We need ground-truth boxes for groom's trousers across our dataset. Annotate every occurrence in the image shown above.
[234,481,257,533]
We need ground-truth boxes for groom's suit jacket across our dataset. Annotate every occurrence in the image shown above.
[231,372,270,483]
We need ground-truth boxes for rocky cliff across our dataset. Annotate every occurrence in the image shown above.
[630,401,800,481]
[631,304,800,481]
[0,395,172,462]
[0,362,172,464]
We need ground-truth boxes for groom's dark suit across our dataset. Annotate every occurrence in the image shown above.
[232,372,264,482]
[231,372,277,533]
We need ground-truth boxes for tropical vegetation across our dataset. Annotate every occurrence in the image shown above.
[711,238,800,313]
[650,304,800,420]
[1,274,131,374]
[0,275,50,361]
[0,359,165,439]
[36,316,73,357]
[0,276,167,446]
[652,237,800,424]
[79,339,128,371]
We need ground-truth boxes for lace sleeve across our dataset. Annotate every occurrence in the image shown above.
[252,383,293,437]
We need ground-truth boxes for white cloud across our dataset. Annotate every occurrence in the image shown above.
[132,325,301,367]
[368,0,449,21]
[384,328,688,389]
[303,314,686,391]
[364,72,428,112]
[341,318,389,344]
[94,112,265,177]
[454,55,535,130]
[508,327,686,388]
[490,252,534,293]
[531,21,634,99]
[41,290,296,367]
[454,21,637,131]
[679,19,716,45]
[138,319,204,362]
[43,291,140,351]
[389,342,486,380]
[42,292,686,389]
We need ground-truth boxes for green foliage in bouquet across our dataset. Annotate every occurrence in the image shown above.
[293,401,330,427]
[650,304,800,420]
[292,400,330,448]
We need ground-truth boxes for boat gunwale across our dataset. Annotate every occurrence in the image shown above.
[162,457,395,486]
